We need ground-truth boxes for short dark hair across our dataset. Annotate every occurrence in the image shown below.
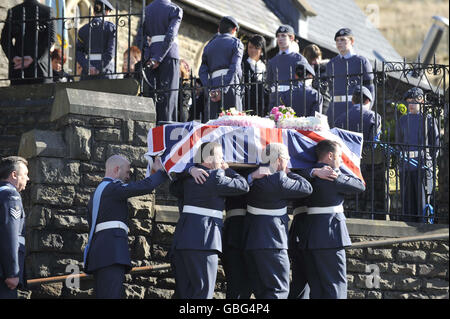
[0,156,28,180]
[51,48,67,64]
[197,142,222,163]
[219,19,237,34]
[315,140,341,160]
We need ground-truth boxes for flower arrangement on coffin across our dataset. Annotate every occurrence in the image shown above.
[269,105,296,123]
[206,107,275,128]
[269,105,329,131]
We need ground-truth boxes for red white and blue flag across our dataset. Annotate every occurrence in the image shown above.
[146,122,364,181]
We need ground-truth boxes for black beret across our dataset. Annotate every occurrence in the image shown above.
[276,24,295,36]
[295,60,315,77]
[404,87,424,100]
[95,0,114,11]
[352,85,373,102]
[221,16,239,29]
[334,28,353,40]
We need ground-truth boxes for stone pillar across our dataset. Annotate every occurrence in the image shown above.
[18,87,157,298]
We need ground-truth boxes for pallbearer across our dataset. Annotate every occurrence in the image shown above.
[84,155,168,299]
[244,143,312,299]
[169,142,249,299]
[300,140,365,299]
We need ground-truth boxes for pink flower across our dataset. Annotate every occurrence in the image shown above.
[270,107,279,114]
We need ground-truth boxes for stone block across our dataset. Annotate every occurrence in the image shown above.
[32,185,75,206]
[123,119,134,143]
[106,144,148,167]
[153,223,176,245]
[429,252,449,264]
[395,278,421,291]
[65,126,92,160]
[52,214,89,232]
[367,248,393,261]
[83,173,103,187]
[346,248,365,258]
[29,158,80,185]
[134,121,152,146]
[130,218,152,235]
[31,283,64,299]
[133,236,151,260]
[346,258,367,273]
[92,144,106,162]
[18,129,66,159]
[94,128,122,142]
[124,284,146,299]
[146,286,174,299]
[28,206,52,229]
[418,264,448,278]
[423,278,449,294]
[51,88,155,122]
[397,250,427,263]
[347,290,366,299]
[391,263,416,276]
[366,291,382,299]
[30,231,64,252]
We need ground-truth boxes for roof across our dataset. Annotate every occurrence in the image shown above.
[178,0,282,39]
[178,0,402,63]
[305,0,403,63]
[178,0,434,90]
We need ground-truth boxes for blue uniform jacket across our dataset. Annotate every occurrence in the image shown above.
[0,182,26,286]
[199,33,244,94]
[326,54,374,122]
[396,113,440,170]
[244,169,312,250]
[85,171,168,273]
[266,52,308,107]
[142,0,182,63]
[300,163,365,250]
[279,83,323,116]
[76,17,116,79]
[334,104,381,142]
[170,166,249,252]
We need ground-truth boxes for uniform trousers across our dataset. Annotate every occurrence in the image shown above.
[222,246,252,299]
[93,264,126,299]
[305,248,347,299]
[245,249,290,299]
[172,249,218,299]
[144,58,180,123]
[399,169,426,223]
[288,248,310,299]
[0,281,17,299]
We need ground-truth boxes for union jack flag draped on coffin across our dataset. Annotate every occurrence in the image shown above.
[146,121,364,181]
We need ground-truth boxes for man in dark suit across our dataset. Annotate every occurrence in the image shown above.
[142,0,183,123]
[76,0,117,80]
[0,156,30,299]
[84,154,168,299]
[1,0,56,85]
[199,16,244,120]
[169,142,249,299]
[298,140,365,299]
